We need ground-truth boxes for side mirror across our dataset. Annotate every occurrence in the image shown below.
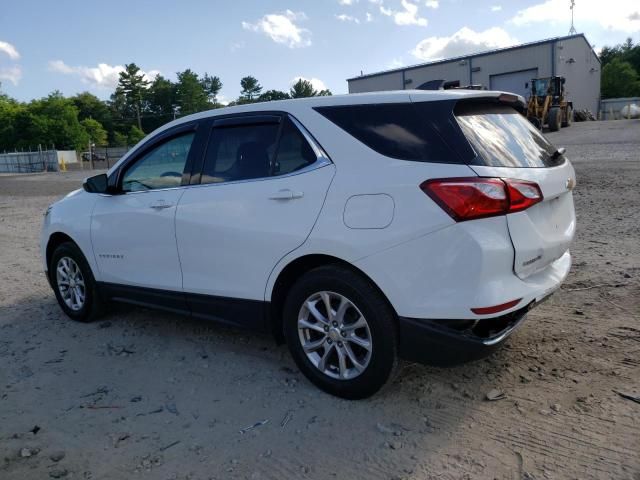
[83,173,109,194]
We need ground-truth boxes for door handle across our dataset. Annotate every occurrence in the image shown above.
[269,189,304,200]
[149,200,173,210]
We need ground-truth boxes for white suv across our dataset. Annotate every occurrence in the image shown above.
[41,90,576,399]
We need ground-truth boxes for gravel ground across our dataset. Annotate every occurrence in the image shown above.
[1,120,638,480]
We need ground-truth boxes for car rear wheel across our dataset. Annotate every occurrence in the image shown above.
[50,242,104,322]
[283,265,397,399]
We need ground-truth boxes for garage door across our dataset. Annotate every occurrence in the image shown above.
[490,69,538,99]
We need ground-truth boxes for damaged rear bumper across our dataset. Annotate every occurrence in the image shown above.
[398,304,532,366]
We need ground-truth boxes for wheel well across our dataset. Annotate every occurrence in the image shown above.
[46,232,76,272]
[268,254,396,343]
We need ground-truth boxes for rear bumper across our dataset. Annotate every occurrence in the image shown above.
[398,302,536,366]
[355,216,572,320]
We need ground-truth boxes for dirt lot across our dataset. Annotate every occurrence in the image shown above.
[1,120,638,480]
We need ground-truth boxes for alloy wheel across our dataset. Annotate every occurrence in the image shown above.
[297,291,373,380]
[56,256,86,311]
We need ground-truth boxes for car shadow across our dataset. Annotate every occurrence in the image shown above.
[1,294,516,479]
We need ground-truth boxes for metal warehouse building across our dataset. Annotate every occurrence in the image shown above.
[347,33,601,114]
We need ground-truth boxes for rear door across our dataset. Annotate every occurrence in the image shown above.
[454,102,576,278]
[175,113,335,326]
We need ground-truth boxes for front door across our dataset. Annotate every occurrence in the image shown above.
[91,130,198,297]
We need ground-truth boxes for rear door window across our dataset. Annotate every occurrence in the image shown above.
[201,122,280,184]
[200,115,321,184]
[314,103,460,163]
[454,103,562,168]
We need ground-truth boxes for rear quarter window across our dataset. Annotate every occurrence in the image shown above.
[314,103,462,164]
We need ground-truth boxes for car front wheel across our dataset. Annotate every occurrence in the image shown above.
[283,265,397,399]
[50,241,104,322]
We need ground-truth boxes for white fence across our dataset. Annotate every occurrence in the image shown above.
[0,150,59,173]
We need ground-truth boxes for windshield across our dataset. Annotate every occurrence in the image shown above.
[455,103,563,168]
[532,79,549,97]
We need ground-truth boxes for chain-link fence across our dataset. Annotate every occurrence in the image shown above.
[0,146,133,173]
[0,150,59,173]
[80,146,131,170]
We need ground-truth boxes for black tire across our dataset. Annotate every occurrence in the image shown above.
[562,106,573,127]
[49,241,104,322]
[283,265,397,399]
[548,107,561,131]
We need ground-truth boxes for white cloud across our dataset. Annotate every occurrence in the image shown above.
[380,0,428,27]
[242,10,311,48]
[0,41,20,60]
[336,14,360,23]
[388,58,404,68]
[491,5,502,11]
[339,0,358,4]
[48,60,160,89]
[510,0,640,32]
[291,76,328,92]
[412,26,518,60]
[0,41,22,85]
[369,0,383,4]
[0,65,22,85]
[425,0,439,9]
[366,12,374,22]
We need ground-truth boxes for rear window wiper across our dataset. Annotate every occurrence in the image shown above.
[551,147,566,160]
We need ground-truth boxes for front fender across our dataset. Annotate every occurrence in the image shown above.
[41,189,100,279]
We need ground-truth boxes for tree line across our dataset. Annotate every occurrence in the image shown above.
[599,37,640,99]
[0,64,331,151]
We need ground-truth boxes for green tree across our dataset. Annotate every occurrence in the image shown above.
[115,63,149,131]
[240,76,262,101]
[112,131,128,147]
[599,38,640,75]
[0,87,24,151]
[146,74,177,131]
[289,79,332,98]
[601,58,640,98]
[257,90,291,102]
[176,69,209,115]
[598,45,620,68]
[81,118,108,146]
[201,73,223,105]
[71,92,112,126]
[71,92,114,144]
[290,78,317,98]
[127,125,146,145]
[11,92,89,150]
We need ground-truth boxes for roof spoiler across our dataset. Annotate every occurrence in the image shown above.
[454,92,526,114]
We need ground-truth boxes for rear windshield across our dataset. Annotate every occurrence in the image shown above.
[314,103,463,164]
[455,103,563,168]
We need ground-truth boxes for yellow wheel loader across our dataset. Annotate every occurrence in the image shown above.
[526,76,573,131]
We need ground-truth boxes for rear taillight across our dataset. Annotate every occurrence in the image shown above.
[420,177,543,222]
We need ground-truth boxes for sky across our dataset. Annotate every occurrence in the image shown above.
[1,0,639,104]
